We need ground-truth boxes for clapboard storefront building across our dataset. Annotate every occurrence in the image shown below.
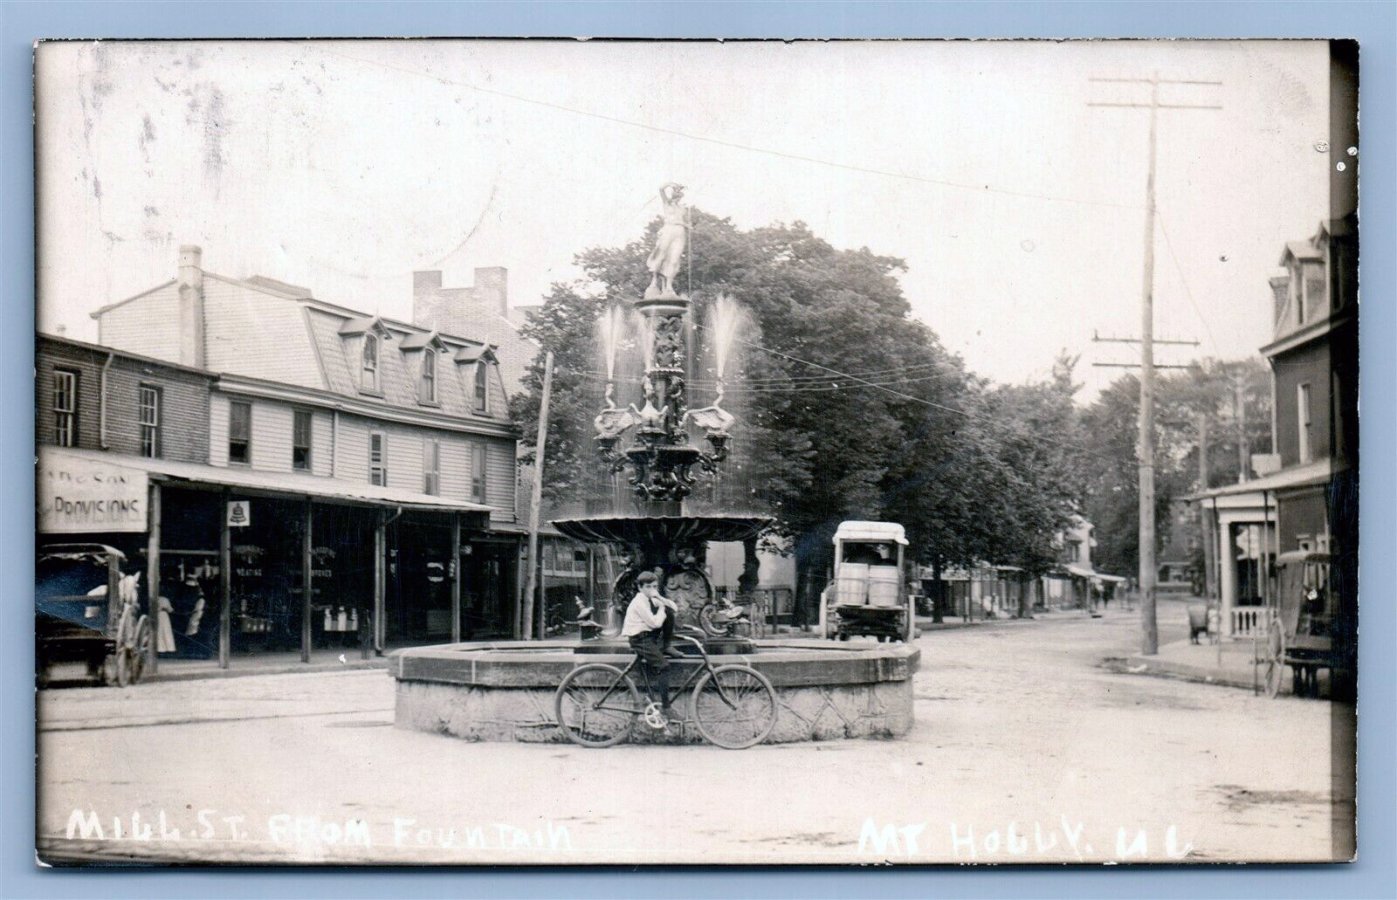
[38,247,526,672]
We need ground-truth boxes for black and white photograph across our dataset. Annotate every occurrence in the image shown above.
[32,37,1359,866]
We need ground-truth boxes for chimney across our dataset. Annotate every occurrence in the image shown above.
[411,267,510,336]
[473,267,509,317]
[1269,275,1289,329]
[412,270,446,333]
[413,270,443,296]
[177,244,206,368]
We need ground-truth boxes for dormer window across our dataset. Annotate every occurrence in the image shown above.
[362,333,380,392]
[473,361,489,413]
[421,350,437,404]
[453,344,498,415]
[400,330,446,406]
[339,316,391,395]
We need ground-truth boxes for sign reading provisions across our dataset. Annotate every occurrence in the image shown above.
[38,451,149,534]
[227,500,251,528]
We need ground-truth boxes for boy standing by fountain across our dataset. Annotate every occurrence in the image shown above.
[622,571,684,712]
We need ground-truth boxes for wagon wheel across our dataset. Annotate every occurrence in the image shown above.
[127,615,152,684]
[1263,620,1286,699]
[108,606,134,688]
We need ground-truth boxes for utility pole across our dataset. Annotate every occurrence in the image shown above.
[521,351,555,641]
[1234,373,1249,483]
[1089,72,1221,656]
[1198,410,1215,600]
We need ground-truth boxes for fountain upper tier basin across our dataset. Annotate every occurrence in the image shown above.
[551,514,773,546]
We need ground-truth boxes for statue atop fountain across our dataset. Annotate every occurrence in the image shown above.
[645,182,689,300]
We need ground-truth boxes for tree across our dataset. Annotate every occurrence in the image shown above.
[1079,358,1273,581]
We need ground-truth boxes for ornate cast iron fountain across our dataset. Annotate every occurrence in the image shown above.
[391,186,920,747]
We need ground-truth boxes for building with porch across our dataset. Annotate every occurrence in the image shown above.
[1190,216,1357,641]
[38,246,529,672]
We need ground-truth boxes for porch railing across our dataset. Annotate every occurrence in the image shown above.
[1231,606,1268,638]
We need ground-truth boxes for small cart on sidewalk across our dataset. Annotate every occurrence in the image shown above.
[36,544,152,687]
[1255,550,1350,698]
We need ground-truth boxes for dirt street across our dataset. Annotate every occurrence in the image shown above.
[36,597,1354,865]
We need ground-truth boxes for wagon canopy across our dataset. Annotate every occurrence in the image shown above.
[833,521,908,545]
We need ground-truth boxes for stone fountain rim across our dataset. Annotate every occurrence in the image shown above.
[390,638,919,689]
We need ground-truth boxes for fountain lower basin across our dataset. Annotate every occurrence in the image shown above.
[390,638,919,744]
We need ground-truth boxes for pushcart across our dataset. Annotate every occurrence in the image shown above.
[1255,550,1349,699]
[36,544,152,687]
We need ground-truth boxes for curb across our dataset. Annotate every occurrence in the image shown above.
[1113,654,1258,692]
[145,658,389,683]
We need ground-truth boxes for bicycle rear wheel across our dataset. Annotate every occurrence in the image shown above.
[692,664,778,749]
[555,663,640,747]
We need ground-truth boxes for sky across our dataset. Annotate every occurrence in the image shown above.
[35,39,1333,401]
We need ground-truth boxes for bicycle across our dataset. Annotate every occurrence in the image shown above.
[554,626,778,749]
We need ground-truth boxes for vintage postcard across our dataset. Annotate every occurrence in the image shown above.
[34,38,1357,866]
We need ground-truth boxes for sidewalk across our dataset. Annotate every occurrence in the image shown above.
[1118,638,1261,691]
[148,647,388,682]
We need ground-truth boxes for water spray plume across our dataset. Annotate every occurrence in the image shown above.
[710,293,744,406]
[599,304,628,407]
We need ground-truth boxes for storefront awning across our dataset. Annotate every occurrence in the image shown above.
[1183,458,1340,502]
[39,447,497,519]
[1062,563,1096,578]
[1094,573,1128,583]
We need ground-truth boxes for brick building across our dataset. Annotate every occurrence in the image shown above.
[39,245,533,672]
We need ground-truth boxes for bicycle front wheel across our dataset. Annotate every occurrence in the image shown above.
[555,663,640,747]
[691,664,778,749]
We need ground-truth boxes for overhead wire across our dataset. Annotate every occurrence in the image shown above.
[1155,209,1221,358]
[303,47,1182,469]
[682,322,1135,468]
[316,46,1144,213]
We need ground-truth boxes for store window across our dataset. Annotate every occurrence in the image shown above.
[293,410,313,471]
[362,334,380,393]
[420,351,437,404]
[473,361,489,413]
[370,431,387,486]
[470,443,486,503]
[229,400,252,465]
[139,384,161,458]
[423,438,441,495]
[53,369,78,447]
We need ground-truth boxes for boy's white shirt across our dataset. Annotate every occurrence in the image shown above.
[621,590,671,638]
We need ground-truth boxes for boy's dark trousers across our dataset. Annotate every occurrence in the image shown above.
[628,614,676,707]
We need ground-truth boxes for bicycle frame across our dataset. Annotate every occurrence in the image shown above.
[583,634,739,717]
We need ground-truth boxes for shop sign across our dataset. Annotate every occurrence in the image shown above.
[307,546,335,579]
[227,500,251,528]
[37,454,148,534]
